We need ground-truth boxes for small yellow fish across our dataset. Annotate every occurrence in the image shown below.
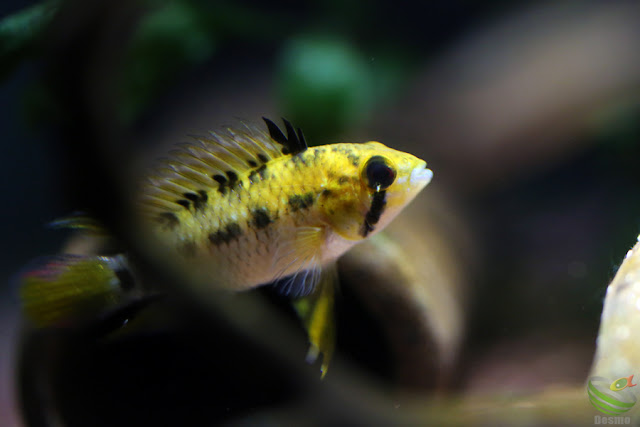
[19,118,432,376]
[610,375,637,391]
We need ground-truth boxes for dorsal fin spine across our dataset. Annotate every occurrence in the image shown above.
[167,163,211,187]
[225,129,266,163]
[297,128,307,150]
[262,117,308,155]
[262,117,288,146]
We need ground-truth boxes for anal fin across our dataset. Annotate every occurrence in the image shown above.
[292,263,338,379]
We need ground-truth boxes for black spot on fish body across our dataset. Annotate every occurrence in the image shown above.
[321,189,333,198]
[258,153,269,164]
[213,174,227,185]
[183,191,207,211]
[288,193,315,211]
[331,145,359,166]
[226,171,239,188]
[208,222,243,245]
[226,222,242,239]
[176,199,191,210]
[209,229,226,245]
[360,190,387,237]
[312,148,326,162]
[247,159,258,168]
[158,212,179,229]
[248,164,268,183]
[251,208,272,229]
[213,174,228,194]
[290,154,307,167]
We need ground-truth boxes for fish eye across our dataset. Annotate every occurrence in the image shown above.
[364,156,396,191]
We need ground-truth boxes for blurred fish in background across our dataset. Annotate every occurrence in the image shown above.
[2,0,640,426]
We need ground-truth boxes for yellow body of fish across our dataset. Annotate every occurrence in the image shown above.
[20,118,432,377]
[138,119,432,295]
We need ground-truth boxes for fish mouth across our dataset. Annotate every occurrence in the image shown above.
[410,162,433,186]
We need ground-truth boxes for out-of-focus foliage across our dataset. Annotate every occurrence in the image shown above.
[3,0,416,140]
[276,35,411,142]
[5,0,292,125]
[277,36,373,142]
[0,0,57,80]
[120,0,217,123]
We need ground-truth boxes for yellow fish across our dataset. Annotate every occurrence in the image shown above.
[138,118,431,291]
[20,118,433,376]
[610,375,637,391]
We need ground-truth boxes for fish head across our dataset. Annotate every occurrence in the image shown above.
[322,142,432,241]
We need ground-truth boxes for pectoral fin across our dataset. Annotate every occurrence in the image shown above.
[272,226,325,298]
[292,263,337,379]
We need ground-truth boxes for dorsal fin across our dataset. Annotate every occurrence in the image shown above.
[263,117,308,155]
[139,118,307,216]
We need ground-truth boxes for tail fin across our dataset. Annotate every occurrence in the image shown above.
[18,255,129,327]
